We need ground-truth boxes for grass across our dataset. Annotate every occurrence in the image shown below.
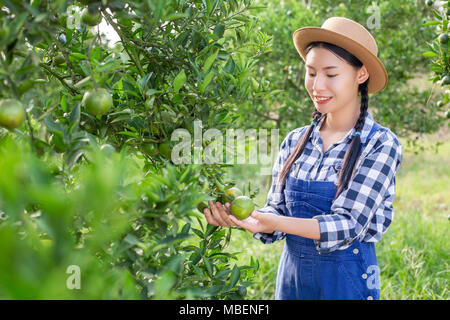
[224,125,450,300]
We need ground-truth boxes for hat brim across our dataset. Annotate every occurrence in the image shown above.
[293,27,388,94]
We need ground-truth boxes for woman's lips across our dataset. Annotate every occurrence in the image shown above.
[315,96,333,104]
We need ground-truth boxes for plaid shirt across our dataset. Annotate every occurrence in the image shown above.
[253,111,403,253]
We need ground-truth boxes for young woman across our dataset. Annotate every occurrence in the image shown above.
[203,17,403,300]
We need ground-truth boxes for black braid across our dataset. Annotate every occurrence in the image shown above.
[335,80,370,197]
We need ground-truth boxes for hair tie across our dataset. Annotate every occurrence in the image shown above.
[311,121,317,126]
[354,131,361,136]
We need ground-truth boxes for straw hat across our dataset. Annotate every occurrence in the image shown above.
[293,17,388,94]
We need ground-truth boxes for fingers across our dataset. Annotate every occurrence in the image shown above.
[229,215,251,232]
[203,206,219,226]
[209,201,235,227]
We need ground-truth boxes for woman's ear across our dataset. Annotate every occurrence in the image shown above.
[357,65,370,84]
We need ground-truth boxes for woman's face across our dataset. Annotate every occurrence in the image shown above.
[304,47,368,115]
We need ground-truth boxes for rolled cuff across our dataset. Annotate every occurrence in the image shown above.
[313,214,356,253]
[252,206,286,244]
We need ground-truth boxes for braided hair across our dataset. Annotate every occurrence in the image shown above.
[277,41,370,199]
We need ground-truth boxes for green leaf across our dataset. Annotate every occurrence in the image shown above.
[214,24,225,38]
[215,269,232,279]
[179,166,192,183]
[423,21,440,26]
[181,223,191,234]
[44,117,64,135]
[110,114,133,124]
[69,52,87,60]
[228,264,240,289]
[66,148,84,170]
[423,51,438,58]
[69,103,80,133]
[165,13,188,21]
[191,227,204,238]
[202,49,219,74]
[203,256,213,276]
[60,94,67,112]
[199,71,215,93]
[173,69,187,93]
[224,56,235,73]
[118,131,139,138]
[433,9,442,21]
[205,224,218,238]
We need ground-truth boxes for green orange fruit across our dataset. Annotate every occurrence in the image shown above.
[81,8,102,27]
[53,54,65,67]
[82,88,113,116]
[197,201,209,213]
[230,196,255,220]
[143,143,159,156]
[158,142,171,159]
[438,33,449,44]
[222,187,243,203]
[0,99,26,130]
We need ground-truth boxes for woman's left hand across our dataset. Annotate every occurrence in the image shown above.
[228,210,278,234]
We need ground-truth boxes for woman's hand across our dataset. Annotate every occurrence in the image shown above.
[228,211,277,234]
[203,200,237,227]
[203,200,278,234]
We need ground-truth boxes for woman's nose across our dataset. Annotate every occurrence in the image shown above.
[312,74,327,91]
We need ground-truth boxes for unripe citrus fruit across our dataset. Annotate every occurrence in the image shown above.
[0,99,26,130]
[143,143,159,156]
[222,187,243,203]
[158,142,171,159]
[53,54,65,67]
[438,33,449,44]
[81,8,102,26]
[82,88,113,116]
[230,196,255,220]
[197,201,208,213]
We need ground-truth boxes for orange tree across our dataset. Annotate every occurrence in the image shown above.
[422,0,450,119]
[0,0,270,299]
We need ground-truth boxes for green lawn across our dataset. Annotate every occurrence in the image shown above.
[225,127,450,300]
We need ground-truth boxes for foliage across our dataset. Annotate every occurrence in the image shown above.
[0,0,266,299]
[422,0,450,121]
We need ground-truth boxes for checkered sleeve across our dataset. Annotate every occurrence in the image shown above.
[313,132,403,253]
[253,127,307,244]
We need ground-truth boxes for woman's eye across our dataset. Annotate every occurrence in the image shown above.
[308,74,337,78]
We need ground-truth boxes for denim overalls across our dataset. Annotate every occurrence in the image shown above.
[275,122,385,300]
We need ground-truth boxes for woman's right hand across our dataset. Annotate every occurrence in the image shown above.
[203,200,237,227]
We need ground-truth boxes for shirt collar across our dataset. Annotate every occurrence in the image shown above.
[310,110,375,146]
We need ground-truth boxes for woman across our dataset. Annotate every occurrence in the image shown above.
[203,17,403,300]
